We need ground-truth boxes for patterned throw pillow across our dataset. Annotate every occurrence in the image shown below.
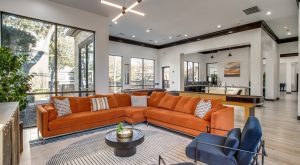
[91,97,110,112]
[194,100,212,118]
[53,98,72,117]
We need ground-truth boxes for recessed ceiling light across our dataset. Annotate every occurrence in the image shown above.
[217,25,222,28]
[146,29,151,33]
[266,11,272,15]
[169,36,172,39]
[284,26,288,29]
[184,34,188,37]
[287,32,291,36]
[114,21,118,24]
[132,35,136,38]
[155,41,158,43]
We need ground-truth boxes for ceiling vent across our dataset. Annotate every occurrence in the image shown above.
[243,6,260,15]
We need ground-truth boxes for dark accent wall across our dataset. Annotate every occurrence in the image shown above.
[109,20,298,49]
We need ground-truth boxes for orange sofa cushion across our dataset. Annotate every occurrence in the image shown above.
[43,104,57,122]
[49,108,124,131]
[77,96,96,113]
[131,92,148,96]
[174,96,191,112]
[51,96,79,113]
[182,97,201,114]
[148,92,166,107]
[201,100,224,121]
[114,93,131,107]
[95,95,118,108]
[145,108,209,132]
[158,94,181,110]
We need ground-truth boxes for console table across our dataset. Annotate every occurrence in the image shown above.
[0,102,20,165]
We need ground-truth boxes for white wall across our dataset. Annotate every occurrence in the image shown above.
[185,47,250,87]
[0,0,109,93]
[158,29,263,95]
[108,41,159,88]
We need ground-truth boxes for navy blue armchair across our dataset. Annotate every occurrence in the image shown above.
[186,117,267,165]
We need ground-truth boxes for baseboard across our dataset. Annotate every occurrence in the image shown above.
[297,116,300,120]
[286,92,292,94]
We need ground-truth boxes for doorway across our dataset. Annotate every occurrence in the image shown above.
[162,66,170,89]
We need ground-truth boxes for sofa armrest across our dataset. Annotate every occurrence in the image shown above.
[210,107,234,136]
[36,105,49,137]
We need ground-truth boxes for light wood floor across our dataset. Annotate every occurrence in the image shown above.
[20,93,300,165]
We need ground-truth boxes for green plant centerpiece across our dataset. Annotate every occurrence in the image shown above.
[0,47,33,111]
[116,122,133,139]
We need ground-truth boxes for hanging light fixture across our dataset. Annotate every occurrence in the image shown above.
[228,48,232,57]
[211,51,214,59]
[101,0,145,23]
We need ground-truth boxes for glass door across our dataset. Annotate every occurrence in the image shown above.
[79,41,94,96]
[162,66,170,89]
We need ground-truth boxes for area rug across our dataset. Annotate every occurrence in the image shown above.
[30,124,195,165]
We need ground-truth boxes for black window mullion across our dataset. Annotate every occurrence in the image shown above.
[78,47,82,96]
[54,24,58,96]
[85,44,89,95]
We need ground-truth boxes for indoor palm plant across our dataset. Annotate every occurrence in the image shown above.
[0,47,33,111]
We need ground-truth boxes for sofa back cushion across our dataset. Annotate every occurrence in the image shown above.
[181,97,201,114]
[158,94,181,110]
[95,94,118,108]
[131,91,148,96]
[237,117,262,165]
[174,96,191,113]
[113,93,131,107]
[148,92,166,107]
[77,96,96,112]
[223,128,241,156]
[43,104,58,122]
[202,99,224,121]
[51,96,78,113]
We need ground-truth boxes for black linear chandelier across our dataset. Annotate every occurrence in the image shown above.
[101,0,145,23]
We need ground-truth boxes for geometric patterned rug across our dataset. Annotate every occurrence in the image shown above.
[30,124,197,165]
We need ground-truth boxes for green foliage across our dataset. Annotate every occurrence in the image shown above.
[116,122,124,133]
[0,47,33,111]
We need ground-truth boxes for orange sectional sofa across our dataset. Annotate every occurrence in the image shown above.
[36,92,234,138]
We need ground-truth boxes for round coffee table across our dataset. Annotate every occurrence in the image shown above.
[105,128,144,157]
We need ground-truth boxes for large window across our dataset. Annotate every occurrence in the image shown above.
[109,55,122,93]
[131,58,155,89]
[1,12,95,126]
[184,61,199,85]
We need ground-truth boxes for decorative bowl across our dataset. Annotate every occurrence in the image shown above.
[116,128,133,139]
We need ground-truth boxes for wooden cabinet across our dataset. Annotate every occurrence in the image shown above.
[0,103,20,165]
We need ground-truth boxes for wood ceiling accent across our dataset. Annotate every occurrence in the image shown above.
[109,20,298,49]
[198,45,251,54]
[280,53,298,58]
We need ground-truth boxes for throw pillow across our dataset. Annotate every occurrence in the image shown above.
[53,98,72,117]
[131,96,147,107]
[223,128,241,156]
[194,100,211,118]
[90,97,110,111]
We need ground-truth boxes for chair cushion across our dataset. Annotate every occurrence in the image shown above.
[157,94,181,110]
[95,95,118,108]
[49,108,124,131]
[53,98,72,117]
[51,96,79,113]
[91,97,110,111]
[224,128,241,156]
[148,91,166,107]
[145,108,209,132]
[114,93,131,107]
[194,100,211,118]
[236,117,262,165]
[186,133,237,165]
[131,96,147,107]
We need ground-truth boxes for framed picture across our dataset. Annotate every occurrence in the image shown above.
[224,62,240,77]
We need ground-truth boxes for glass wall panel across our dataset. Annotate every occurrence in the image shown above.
[144,59,155,87]
[194,62,199,82]
[187,61,194,82]
[131,58,143,86]
[109,55,122,93]
[130,58,155,89]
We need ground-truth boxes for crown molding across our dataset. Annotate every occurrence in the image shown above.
[280,53,298,58]
[109,20,298,49]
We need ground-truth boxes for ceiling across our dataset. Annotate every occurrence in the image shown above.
[50,0,298,45]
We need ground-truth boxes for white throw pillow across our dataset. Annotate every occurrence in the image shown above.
[90,97,110,111]
[194,100,212,118]
[131,96,147,107]
[53,98,72,117]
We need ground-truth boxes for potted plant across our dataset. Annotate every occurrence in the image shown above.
[0,47,33,111]
[116,122,133,139]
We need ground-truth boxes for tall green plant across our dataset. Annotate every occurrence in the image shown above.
[0,47,33,110]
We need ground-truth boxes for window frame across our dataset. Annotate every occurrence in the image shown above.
[184,60,200,85]
[130,57,155,89]
[109,55,123,93]
[0,11,96,96]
